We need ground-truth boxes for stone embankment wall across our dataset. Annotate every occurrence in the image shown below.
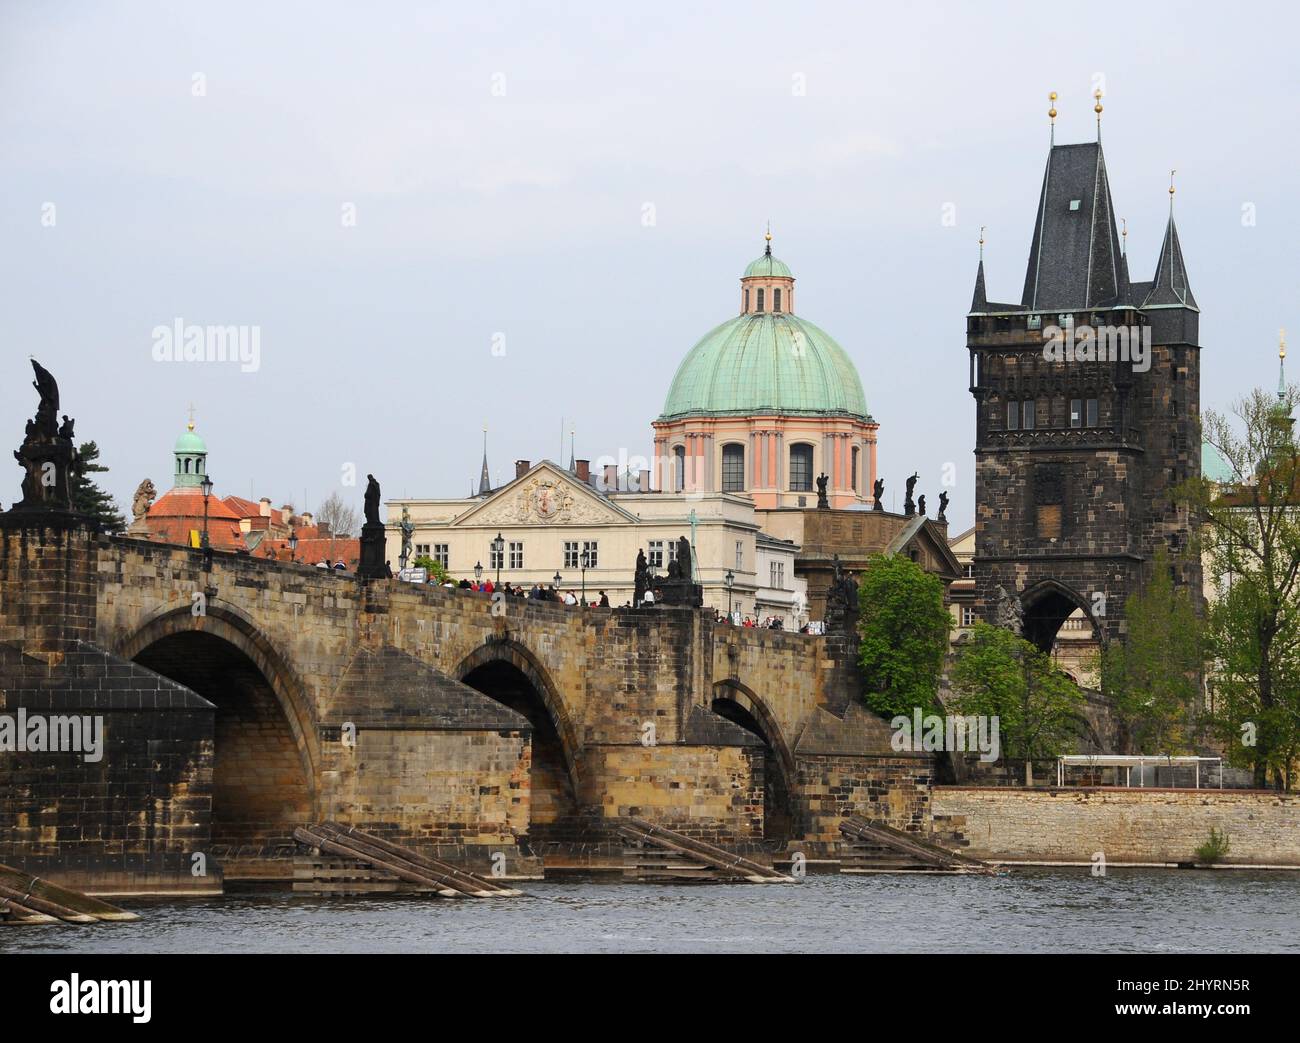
[934,786,1300,866]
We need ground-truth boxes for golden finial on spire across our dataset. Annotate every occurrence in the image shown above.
[186,402,196,431]
[1093,87,1103,114]
[1169,169,1176,196]
[979,225,985,259]
[1282,328,1288,361]
[765,220,772,243]
[1048,91,1058,121]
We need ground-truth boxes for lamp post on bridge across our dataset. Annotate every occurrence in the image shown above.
[492,532,504,587]
[725,568,735,620]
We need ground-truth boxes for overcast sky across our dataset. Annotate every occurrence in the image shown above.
[2,1,1297,531]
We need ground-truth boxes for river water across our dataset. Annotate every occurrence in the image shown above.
[5,869,1299,954]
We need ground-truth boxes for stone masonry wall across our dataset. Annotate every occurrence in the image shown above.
[934,786,1300,866]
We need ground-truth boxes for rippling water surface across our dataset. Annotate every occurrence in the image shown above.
[4,870,1298,954]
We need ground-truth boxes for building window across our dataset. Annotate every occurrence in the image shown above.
[773,288,782,312]
[509,541,524,569]
[673,445,685,492]
[1006,400,1019,431]
[851,445,860,491]
[735,541,743,571]
[770,561,785,589]
[1086,398,1099,427]
[490,543,504,570]
[721,443,745,492]
[789,443,814,491]
[756,288,765,312]
[1069,399,1082,428]
[582,541,598,568]
[961,606,977,626]
[415,543,430,557]
[647,540,664,569]
[744,288,750,313]
[1022,400,1036,431]
[1035,464,1064,540]
[564,541,579,568]
[433,544,449,568]
[667,539,678,564]
[964,562,974,578]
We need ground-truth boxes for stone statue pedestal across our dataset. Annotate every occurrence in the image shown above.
[657,579,703,608]
[357,521,387,579]
[10,434,76,515]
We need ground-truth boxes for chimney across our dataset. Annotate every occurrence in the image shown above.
[602,464,618,491]
[576,459,590,482]
[637,469,651,492]
[300,512,313,527]
[515,459,530,479]
[259,497,271,517]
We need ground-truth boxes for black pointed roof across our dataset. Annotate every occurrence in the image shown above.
[971,257,988,312]
[1141,211,1199,311]
[1021,142,1128,311]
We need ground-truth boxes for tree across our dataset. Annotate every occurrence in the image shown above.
[1188,385,1300,789]
[856,554,951,718]
[950,623,1084,785]
[71,441,125,532]
[1100,546,1205,755]
[315,491,359,536]
[411,553,449,585]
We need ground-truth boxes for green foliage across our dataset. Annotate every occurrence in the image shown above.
[71,441,125,533]
[856,554,951,718]
[1186,386,1300,790]
[411,554,449,584]
[1099,546,1205,754]
[1194,827,1231,864]
[950,622,1084,783]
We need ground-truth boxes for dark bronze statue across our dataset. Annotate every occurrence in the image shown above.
[918,494,926,516]
[9,359,76,515]
[31,359,60,438]
[363,474,381,527]
[633,548,649,605]
[676,536,692,581]
[938,491,949,521]
[903,472,918,517]
[815,473,829,509]
[824,553,859,630]
[872,477,884,511]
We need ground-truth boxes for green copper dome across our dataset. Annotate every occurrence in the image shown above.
[174,427,207,455]
[743,251,793,278]
[659,312,869,420]
[1201,441,1233,484]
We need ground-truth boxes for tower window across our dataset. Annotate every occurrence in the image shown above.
[721,443,745,492]
[1006,401,1019,431]
[672,445,686,491]
[851,445,860,491]
[789,444,813,491]
[1086,398,1099,427]
[756,288,765,312]
[1022,400,1036,431]
[1070,399,1082,428]
[1034,464,1065,540]
[744,288,750,313]
[773,288,782,313]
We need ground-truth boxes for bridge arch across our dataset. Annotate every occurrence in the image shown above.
[1020,578,1103,655]
[454,638,582,835]
[712,678,797,843]
[117,603,319,845]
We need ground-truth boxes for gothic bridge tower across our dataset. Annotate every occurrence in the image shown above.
[968,97,1203,652]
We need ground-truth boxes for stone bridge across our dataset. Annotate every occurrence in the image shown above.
[0,518,931,891]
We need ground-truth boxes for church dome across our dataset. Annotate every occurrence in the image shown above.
[659,242,869,420]
[174,426,207,455]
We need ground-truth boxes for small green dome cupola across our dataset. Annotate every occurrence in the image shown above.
[173,420,209,488]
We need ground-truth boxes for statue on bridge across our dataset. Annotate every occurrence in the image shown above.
[8,359,78,518]
[917,494,926,517]
[633,548,649,606]
[816,473,829,509]
[872,478,884,511]
[938,490,949,521]
[357,473,388,579]
[824,553,859,631]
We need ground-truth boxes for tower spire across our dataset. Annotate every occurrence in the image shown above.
[1093,87,1103,140]
[1048,91,1057,146]
[764,221,772,257]
[1280,328,1288,403]
[971,228,988,312]
[478,425,491,496]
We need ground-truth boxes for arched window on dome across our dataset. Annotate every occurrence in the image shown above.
[672,445,686,492]
[744,288,750,314]
[756,288,765,312]
[851,445,860,492]
[184,458,191,474]
[773,288,782,313]
[721,443,745,492]
[789,443,813,492]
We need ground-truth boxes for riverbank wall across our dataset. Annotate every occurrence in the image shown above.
[933,786,1300,866]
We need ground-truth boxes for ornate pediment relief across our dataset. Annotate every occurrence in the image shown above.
[454,469,630,527]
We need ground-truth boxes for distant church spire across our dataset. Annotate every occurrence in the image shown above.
[478,426,491,496]
[568,427,576,472]
[971,228,988,312]
[1142,173,1198,311]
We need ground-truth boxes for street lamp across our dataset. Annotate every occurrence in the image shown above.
[199,475,214,550]
[288,526,298,563]
[492,532,505,586]
[474,561,483,585]
[579,548,590,602]
[553,570,562,594]
[725,568,735,619]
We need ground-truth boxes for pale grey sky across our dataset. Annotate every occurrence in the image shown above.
[2,1,1297,531]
